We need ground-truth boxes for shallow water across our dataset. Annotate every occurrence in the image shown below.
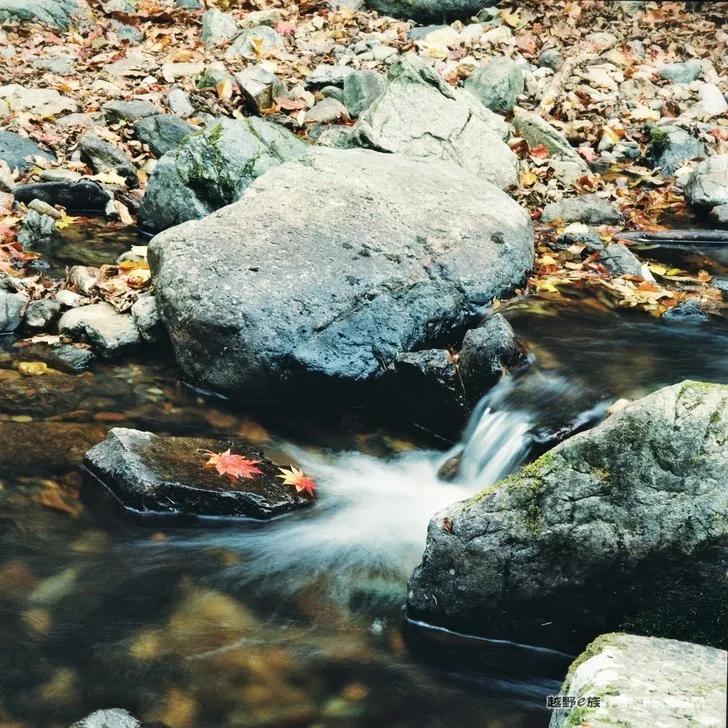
[1,293,727,728]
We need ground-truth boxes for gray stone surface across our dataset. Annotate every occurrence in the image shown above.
[200,9,238,47]
[102,99,158,124]
[408,381,728,649]
[659,58,702,84]
[133,114,193,157]
[0,130,54,172]
[78,134,137,186]
[305,97,350,124]
[84,428,313,519]
[149,147,533,399]
[343,70,385,118]
[542,194,622,225]
[59,302,141,356]
[0,277,29,334]
[130,293,162,343]
[513,107,589,174]
[684,154,728,210]
[70,708,141,728]
[465,57,524,115]
[0,0,85,28]
[13,180,112,214]
[366,0,494,23]
[305,64,355,87]
[139,117,307,232]
[224,25,284,60]
[235,66,285,113]
[24,298,61,329]
[351,54,518,189]
[597,242,644,277]
[648,125,704,176]
[550,633,727,728]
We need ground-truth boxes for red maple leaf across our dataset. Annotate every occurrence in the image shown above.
[278,466,316,498]
[203,449,263,482]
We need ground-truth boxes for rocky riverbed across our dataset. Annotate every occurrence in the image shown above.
[1,0,727,726]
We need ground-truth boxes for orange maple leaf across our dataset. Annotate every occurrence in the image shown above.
[203,450,263,482]
[278,466,316,498]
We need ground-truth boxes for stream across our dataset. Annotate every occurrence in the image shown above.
[2,230,728,727]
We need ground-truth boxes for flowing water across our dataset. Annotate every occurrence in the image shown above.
[2,279,728,726]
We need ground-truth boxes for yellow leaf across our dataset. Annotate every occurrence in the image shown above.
[520,169,538,186]
[17,361,48,376]
[216,78,233,101]
[55,214,79,231]
[500,9,521,27]
[648,263,667,276]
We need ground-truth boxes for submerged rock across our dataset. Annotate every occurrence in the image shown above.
[84,428,312,519]
[78,134,137,186]
[24,298,61,330]
[597,242,644,278]
[350,54,518,189]
[366,0,493,23]
[0,130,54,172]
[149,147,533,400]
[408,381,728,649]
[59,302,141,356]
[138,117,307,232]
[550,633,727,728]
[12,339,95,372]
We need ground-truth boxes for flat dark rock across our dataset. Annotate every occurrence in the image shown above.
[13,180,112,214]
[83,428,313,520]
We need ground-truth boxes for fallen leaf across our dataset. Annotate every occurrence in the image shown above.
[203,449,263,481]
[278,466,316,498]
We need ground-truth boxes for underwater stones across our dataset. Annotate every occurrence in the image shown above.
[550,633,727,728]
[0,130,55,172]
[596,242,644,278]
[24,298,61,330]
[349,54,518,189]
[148,147,533,400]
[138,117,307,232]
[408,381,728,649]
[83,428,313,519]
[59,302,141,356]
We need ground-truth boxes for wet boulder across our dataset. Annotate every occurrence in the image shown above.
[0,129,55,172]
[138,118,308,232]
[83,428,313,519]
[550,633,727,728]
[366,0,495,23]
[149,147,533,400]
[408,381,728,649]
[350,54,518,189]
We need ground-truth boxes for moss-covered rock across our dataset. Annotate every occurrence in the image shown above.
[550,633,727,727]
[408,381,728,650]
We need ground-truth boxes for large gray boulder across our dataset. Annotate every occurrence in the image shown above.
[366,0,494,23]
[138,118,308,232]
[350,55,519,189]
[408,381,728,649]
[550,633,727,728]
[0,0,85,28]
[0,130,54,172]
[149,147,533,399]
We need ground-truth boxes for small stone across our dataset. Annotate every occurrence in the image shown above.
[662,299,709,324]
[0,84,77,116]
[110,20,143,43]
[235,66,285,113]
[175,0,200,8]
[78,134,137,186]
[224,26,284,61]
[304,98,350,124]
[18,209,60,249]
[684,155,728,210]
[24,299,61,329]
[321,85,345,103]
[693,83,728,118]
[648,125,704,176]
[709,203,728,229]
[168,87,194,118]
[134,114,193,157]
[239,8,282,28]
[597,242,644,277]
[538,48,561,70]
[27,198,62,219]
[13,340,95,373]
[465,57,525,115]
[32,55,73,75]
[201,9,238,47]
[55,289,85,308]
[659,58,702,84]
[0,129,55,172]
[59,302,141,356]
[131,294,163,343]
[542,194,622,225]
[102,99,158,124]
[68,265,101,295]
[0,276,29,333]
[70,708,141,728]
[13,180,113,215]
[343,70,385,118]
[305,64,355,88]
